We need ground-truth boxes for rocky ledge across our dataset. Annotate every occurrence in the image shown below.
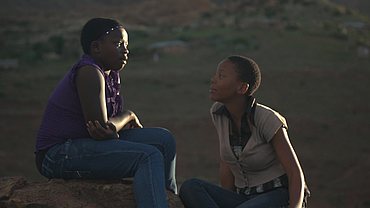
[0,176,184,208]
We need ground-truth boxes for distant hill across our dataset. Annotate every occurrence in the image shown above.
[1,0,369,19]
[330,0,370,16]
[0,0,141,14]
[0,0,216,27]
[212,0,370,17]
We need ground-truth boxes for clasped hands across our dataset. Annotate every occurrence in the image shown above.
[87,119,142,141]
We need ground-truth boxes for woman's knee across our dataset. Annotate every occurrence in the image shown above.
[157,128,176,144]
[139,145,164,165]
[180,177,203,194]
[151,128,177,154]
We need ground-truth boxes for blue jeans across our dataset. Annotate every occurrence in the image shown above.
[179,178,289,208]
[42,127,177,208]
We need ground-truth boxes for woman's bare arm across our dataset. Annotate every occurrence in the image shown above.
[220,158,236,191]
[75,65,107,127]
[75,65,142,140]
[271,127,305,208]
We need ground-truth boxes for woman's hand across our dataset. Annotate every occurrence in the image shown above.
[87,120,119,141]
[128,114,143,129]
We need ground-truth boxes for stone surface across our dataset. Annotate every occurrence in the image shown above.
[0,176,184,208]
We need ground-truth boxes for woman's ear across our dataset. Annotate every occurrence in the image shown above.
[90,41,100,53]
[238,83,249,95]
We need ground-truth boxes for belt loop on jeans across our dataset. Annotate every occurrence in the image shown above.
[60,139,72,155]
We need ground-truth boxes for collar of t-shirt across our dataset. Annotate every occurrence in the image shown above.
[213,96,256,149]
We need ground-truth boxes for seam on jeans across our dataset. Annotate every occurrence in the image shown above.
[199,181,225,207]
[64,170,95,179]
[135,150,160,208]
[48,144,63,157]
[44,154,56,164]
[64,149,153,160]
[148,153,159,208]
[60,139,72,155]
[42,163,54,174]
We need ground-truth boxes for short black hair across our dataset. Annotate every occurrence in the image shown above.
[228,55,261,96]
[80,17,124,54]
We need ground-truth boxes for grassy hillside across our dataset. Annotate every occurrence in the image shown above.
[0,0,369,207]
[330,0,370,16]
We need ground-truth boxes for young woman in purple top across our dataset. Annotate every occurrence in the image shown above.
[35,17,177,208]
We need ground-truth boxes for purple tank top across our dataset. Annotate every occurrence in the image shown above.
[35,54,123,153]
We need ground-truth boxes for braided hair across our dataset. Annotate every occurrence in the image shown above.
[80,17,124,54]
[228,55,261,96]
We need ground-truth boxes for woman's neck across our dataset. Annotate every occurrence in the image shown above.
[224,97,248,122]
[89,53,111,75]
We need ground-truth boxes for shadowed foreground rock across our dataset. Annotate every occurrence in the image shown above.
[0,176,184,208]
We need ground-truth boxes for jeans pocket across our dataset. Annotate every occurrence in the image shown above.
[64,171,96,179]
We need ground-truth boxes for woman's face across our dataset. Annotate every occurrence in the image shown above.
[98,28,129,72]
[210,59,244,103]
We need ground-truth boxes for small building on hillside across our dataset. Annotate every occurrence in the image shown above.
[148,40,189,54]
[357,45,369,57]
[0,59,19,69]
[343,22,367,30]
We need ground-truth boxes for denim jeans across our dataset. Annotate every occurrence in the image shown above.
[179,178,289,208]
[42,127,177,208]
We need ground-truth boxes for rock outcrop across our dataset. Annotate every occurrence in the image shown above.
[0,176,184,208]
